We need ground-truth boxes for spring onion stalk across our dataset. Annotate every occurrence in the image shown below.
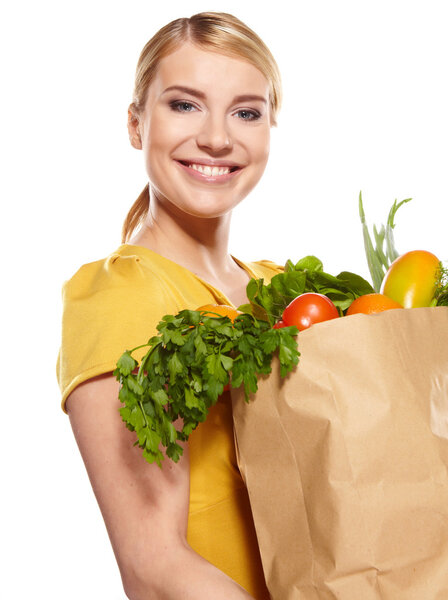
[372,224,390,270]
[359,192,385,292]
[385,198,412,264]
[359,192,412,292]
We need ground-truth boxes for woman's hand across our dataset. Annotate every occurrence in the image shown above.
[66,374,255,599]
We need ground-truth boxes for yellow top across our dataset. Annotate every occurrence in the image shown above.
[57,243,282,598]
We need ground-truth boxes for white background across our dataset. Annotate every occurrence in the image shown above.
[1,1,447,597]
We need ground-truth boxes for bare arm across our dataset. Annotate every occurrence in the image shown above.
[66,374,254,600]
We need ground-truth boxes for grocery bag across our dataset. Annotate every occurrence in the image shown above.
[232,307,448,600]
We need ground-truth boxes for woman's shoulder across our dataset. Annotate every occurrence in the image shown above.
[63,245,166,299]
[57,245,177,411]
[60,244,175,349]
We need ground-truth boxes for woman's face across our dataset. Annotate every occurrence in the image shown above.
[129,42,272,219]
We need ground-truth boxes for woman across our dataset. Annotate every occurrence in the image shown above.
[58,12,282,599]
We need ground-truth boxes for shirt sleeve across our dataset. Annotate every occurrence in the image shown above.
[56,251,173,413]
[250,259,285,279]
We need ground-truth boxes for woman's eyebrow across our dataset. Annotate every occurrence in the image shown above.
[161,85,267,104]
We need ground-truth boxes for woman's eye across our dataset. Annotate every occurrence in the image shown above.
[235,109,261,121]
[169,100,196,113]
[169,101,260,121]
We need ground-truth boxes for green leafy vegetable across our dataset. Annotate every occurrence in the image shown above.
[114,310,299,466]
[239,256,374,325]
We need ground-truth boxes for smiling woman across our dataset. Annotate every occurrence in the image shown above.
[57,12,282,600]
[126,42,272,228]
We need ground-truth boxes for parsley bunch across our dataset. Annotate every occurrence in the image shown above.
[114,310,299,466]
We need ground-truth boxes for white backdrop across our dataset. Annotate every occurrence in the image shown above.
[1,1,447,598]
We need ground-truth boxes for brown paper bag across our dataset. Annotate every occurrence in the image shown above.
[232,307,448,600]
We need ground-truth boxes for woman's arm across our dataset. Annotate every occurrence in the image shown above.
[66,374,255,600]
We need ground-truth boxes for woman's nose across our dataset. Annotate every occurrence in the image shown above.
[196,113,232,153]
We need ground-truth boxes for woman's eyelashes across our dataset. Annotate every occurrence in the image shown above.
[235,109,261,121]
[168,100,261,121]
[169,100,197,113]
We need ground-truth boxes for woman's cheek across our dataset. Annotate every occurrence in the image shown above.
[251,126,270,170]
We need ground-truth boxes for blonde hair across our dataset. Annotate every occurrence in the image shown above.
[122,11,282,243]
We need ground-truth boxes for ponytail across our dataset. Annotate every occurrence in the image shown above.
[121,183,149,243]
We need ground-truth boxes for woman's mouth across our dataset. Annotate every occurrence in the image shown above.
[175,160,243,183]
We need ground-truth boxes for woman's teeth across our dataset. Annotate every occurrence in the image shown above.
[188,163,231,176]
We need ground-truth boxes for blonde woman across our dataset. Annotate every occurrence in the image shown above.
[58,12,282,599]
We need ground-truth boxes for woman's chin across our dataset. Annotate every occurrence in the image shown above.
[176,202,236,220]
[161,193,243,220]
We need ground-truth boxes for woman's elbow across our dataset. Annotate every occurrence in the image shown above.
[119,536,188,599]
[120,556,161,600]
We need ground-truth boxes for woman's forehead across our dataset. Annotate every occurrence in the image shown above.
[149,42,270,101]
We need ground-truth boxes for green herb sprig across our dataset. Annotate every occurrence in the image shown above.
[434,264,448,306]
[114,310,299,466]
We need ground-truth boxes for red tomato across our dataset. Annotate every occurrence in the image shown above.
[273,320,287,329]
[282,293,339,331]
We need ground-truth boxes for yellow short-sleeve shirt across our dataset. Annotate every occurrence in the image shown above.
[57,244,283,598]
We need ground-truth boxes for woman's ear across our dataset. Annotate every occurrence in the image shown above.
[127,103,142,150]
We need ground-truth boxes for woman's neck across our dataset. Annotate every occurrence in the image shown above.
[128,191,236,283]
